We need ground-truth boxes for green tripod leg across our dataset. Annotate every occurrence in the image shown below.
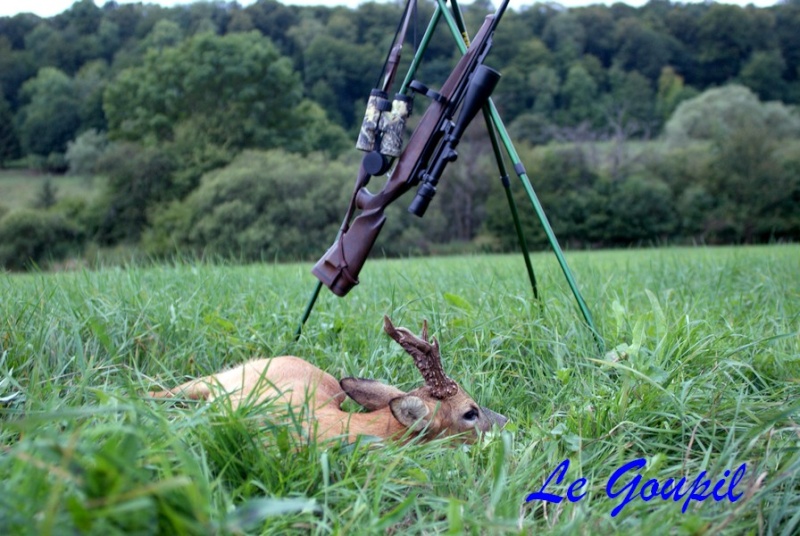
[483,106,539,301]
[444,0,538,301]
[440,0,603,351]
[295,280,322,340]
[488,98,604,351]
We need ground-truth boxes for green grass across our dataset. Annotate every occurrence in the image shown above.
[1,246,798,534]
[0,169,102,211]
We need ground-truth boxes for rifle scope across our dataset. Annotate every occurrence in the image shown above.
[408,64,501,217]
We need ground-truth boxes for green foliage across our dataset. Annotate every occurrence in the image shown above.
[0,247,799,532]
[776,2,800,89]
[493,38,560,117]
[104,31,311,151]
[508,112,555,145]
[740,50,789,102]
[73,60,110,132]
[646,119,800,244]
[676,183,716,239]
[15,67,81,157]
[574,6,615,66]
[164,121,239,201]
[0,208,81,269]
[707,123,800,242]
[664,84,800,142]
[65,129,109,176]
[559,63,599,126]
[139,19,183,52]
[0,170,104,213]
[659,85,800,241]
[695,4,764,86]
[486,146,623,248]
[43,152,68,174]
[1,0,799,259]
[94,142,176,244]
[4,0,800,152]
[32,178,58,209]
[529,65,560,119]
[0,91,20,167]
[604,175,678,243]
[0,30,36,103]
[303,33,383,129]
[282,99,350,157]
[542,12,585,66]
[655,66,698,123]
[605,67,656,129]
[51,194,96,234]
[143,149,351,260]
[613,16,673,82]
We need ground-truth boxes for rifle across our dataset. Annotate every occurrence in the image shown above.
[312,0,509,297]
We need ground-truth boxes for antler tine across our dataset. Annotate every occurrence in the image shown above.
[383,316,458,399]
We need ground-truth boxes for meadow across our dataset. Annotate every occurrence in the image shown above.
[1,246,798,535]
[0,170,103,210]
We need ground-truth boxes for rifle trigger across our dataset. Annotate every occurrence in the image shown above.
[409,80,447,105]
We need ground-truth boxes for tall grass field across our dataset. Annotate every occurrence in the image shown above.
[1,246,798,535]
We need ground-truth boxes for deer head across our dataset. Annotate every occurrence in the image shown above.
[340,316,508,441]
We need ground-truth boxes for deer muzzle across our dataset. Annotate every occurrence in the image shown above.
[481,406,509,429]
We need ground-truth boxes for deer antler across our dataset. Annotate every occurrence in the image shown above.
[383,316,458,399]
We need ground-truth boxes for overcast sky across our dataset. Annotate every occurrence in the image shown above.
[0,0,783,19]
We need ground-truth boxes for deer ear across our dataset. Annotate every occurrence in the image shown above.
[389,395,431,431]
[340,378,406,411]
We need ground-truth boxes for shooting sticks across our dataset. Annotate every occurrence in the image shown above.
[296,0,603,351]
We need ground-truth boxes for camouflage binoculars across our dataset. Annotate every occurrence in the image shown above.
[355,89,413,176]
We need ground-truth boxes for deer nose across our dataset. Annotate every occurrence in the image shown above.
[481,407,509,429]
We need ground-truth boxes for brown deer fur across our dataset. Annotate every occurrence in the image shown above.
[149,317,507,444]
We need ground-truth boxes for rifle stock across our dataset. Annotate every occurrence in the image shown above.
[313,8,506,296]
[313,208,387,296]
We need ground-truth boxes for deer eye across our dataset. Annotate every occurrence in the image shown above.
[463,408,479,421]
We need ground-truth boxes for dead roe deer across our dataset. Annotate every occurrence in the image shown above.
[149,316,507,443]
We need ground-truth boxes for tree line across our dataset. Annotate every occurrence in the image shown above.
[0,0,798,269]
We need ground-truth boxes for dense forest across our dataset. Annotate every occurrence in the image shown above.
[0,0,799,269]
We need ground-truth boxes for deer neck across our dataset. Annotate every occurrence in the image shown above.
[315,406,410,443]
